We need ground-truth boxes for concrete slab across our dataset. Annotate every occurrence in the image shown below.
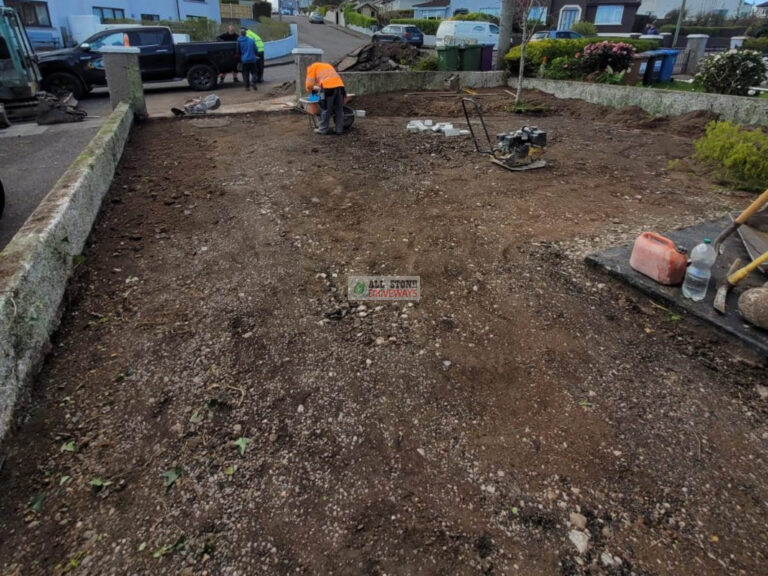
[586,217,768,354]
[0,124,48,138]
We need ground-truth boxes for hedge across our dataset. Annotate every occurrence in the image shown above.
[744,37,768,53]
[504,37,660,73]
[391,18,440,35]
[448,12,499,24]
[344,7,377,28]
[658,25,747,37]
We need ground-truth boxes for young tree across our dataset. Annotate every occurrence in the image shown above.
[513,0,548,106]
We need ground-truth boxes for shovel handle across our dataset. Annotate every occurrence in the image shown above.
[728,250,768,285]
[714,188,768,253]
[735,188,768,224]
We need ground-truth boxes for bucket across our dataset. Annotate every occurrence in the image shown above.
[629,232,688,285]
[303,94,321,115]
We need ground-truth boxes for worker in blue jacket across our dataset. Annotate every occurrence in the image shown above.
[237,28,259,91]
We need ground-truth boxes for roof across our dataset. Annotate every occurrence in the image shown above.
[414,0,449,7]
[757,1,768,6]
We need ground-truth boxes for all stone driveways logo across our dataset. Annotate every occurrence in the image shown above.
[348,276,420,301]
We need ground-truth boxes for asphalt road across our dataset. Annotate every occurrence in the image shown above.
[0,16,367,251]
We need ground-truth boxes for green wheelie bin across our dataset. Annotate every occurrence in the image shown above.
[458,45,482,71]
[437,46,460,71]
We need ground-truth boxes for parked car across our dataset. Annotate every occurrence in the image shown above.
[372,25,424,47]
[36,26,238,98]
[530,30,584,41]
[309,12,324,23]
[435,20,499,49]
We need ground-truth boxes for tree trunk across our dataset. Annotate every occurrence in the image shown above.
[495,0,514,71]
[515,18,527,105]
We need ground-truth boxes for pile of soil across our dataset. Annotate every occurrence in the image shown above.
[265,80,296,98]
[336,42,423,72]
[0,94,765,575]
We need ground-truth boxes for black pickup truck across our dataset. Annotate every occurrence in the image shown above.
[36,26,237,98]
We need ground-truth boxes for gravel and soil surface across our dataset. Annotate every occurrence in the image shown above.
[1,90,766,576]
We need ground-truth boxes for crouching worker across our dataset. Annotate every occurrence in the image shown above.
[305,62,346,135]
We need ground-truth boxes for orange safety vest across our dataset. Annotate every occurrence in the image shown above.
[305,62,344,92]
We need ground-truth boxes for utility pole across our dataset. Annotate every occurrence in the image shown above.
[496,0,514,70]
[672,0,686,45]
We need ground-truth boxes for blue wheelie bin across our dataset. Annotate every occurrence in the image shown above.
[658,49,681,82]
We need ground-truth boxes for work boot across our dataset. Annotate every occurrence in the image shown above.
[246,85,251,91]
[314,128,328,135]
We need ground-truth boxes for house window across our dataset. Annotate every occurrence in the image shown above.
[5,1,52,27]
[92,7,127,22]
[528,5,547,23]
[558,5,581,30]
[141,13,160,21]
[594,5,624,25]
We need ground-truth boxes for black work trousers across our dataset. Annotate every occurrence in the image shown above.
[318,87,346,135]
[256,51,264,82]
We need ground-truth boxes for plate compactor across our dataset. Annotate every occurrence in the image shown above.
[461,98,547,171]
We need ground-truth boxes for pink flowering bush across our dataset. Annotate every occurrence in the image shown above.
[579,41,636,73]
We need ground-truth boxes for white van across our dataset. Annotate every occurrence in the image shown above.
[435,20,499,49]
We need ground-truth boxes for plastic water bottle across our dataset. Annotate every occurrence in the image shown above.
[682,238,716,301]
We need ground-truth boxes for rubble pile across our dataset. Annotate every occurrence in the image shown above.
[335,42,422,72]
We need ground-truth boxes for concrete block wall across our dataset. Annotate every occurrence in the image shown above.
[520,78,768,126]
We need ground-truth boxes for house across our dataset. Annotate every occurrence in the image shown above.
[548,0,640,33]
[415,0,639,33]
[357,1,379,17]
[413,0,449,18]
[637,0,745,18]
[0,0,221,47]
[755,0,768,16]
[378,0,424,12]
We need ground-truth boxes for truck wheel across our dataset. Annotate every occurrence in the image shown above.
[43,72,85,99]
[187,64,217,91]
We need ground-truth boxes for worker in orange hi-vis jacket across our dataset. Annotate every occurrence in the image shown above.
[305,61,346,135]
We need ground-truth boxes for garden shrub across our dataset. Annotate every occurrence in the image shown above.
[391,18,440,35]
[695,50,767,96]
[694,121,768,192]
[747,21,768,38]
[415,55,438,70]
[542,56,582,79]
[658,25,747,37]
[744,37,768,53]
[505,37,657,75]
[570,20,597,37]
[253,16,291,41]
[579,41,636,73]
[344,7,377,28]
[449,12,499,24]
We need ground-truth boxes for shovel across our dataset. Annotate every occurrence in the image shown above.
[713,188,768,255]
[713,250,768,313]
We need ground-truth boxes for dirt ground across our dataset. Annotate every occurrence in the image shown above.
[1,89,766,576]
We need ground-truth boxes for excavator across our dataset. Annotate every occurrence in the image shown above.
[0,7,86,218]
[0,5,40,126]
